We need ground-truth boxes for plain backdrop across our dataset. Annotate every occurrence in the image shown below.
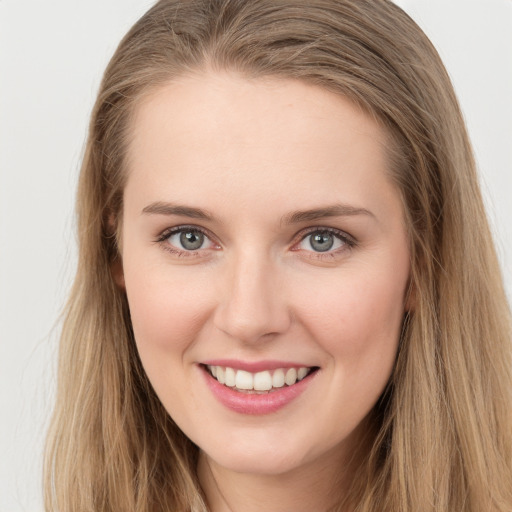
[1,1,511,510]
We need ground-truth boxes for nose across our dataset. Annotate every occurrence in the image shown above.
[213,251,292,344]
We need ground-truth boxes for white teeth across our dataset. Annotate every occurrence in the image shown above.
[225,367,236,387]
[216,366,225,384]
[272,369,285,388]
[235,370,253,390]
[206,365,313,391]
[285,368,297,386]
[253,371,272,391]
[297,367,308,380]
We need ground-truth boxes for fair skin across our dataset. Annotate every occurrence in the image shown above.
[118,71,411,512]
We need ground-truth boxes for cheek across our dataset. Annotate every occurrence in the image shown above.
[293,266,406,432]
[123,262,214,362]
[123,263,219,416]
[294,263,407,372]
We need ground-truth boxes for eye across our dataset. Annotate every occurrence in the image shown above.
[157,226,219,255]
[296,228,354,254]
[170,229,207,250]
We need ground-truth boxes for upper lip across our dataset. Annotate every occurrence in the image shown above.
[201,359,316,373]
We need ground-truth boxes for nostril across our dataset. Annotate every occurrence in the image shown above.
[213,307,291,344]
[212,264,292,343]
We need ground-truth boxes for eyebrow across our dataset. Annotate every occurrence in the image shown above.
[282,204,375,224]
[142,201,213,220]
[141,201,374,224]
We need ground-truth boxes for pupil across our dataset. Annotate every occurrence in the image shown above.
[310,232,334,252]
[180,230,204,250]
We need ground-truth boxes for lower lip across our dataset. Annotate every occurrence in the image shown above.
[201,366,317,415]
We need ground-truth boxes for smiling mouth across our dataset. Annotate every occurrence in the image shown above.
[203,364,319,394]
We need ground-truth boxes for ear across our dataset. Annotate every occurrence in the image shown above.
[107,211,125,291]
[111,256,126,291]
[405,278,416,312]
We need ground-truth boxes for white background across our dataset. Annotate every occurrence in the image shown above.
[1,1,511,510]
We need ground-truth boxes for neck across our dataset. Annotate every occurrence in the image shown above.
[197,437,364,512]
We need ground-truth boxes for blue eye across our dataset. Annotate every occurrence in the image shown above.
[161,227,215,252]
[176,230,205,250]
[298,230,348,253]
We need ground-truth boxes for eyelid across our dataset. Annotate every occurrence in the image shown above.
[298,226,356,243]
[154,224,356,259]
[156,224,221,256]
[156,224,211,242]
[291,226,357,254]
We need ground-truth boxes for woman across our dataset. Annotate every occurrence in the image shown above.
[44,0,512,510]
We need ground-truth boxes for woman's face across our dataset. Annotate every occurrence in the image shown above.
[120,72,410,477]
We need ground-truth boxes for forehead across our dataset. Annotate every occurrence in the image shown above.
[124,72,400,222]
[128,71,389,158]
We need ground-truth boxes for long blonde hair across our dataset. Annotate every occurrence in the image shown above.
[44,1,512,510]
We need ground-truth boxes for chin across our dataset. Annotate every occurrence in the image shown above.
[200,431,324,477]
[208,449,308,476]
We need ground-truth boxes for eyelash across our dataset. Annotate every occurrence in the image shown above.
[156,225,218,258]
[155,225,356,259]
[293,227,356,259]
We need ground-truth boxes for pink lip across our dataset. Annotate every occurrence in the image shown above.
[201,359,311,373]
[200,365,318,415]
